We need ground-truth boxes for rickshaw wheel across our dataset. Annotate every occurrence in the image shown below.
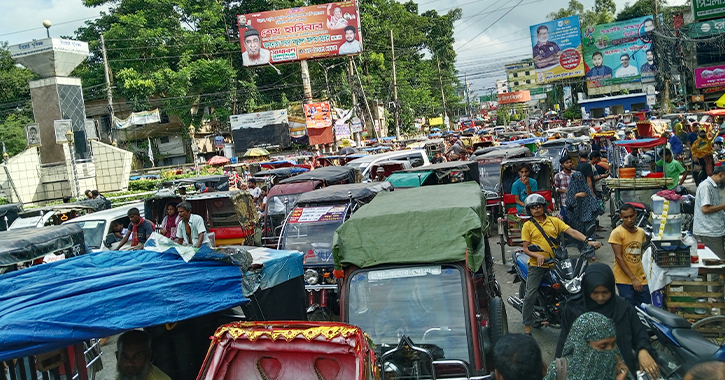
[488,297,508,347]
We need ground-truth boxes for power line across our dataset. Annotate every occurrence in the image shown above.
[456,0,526,50]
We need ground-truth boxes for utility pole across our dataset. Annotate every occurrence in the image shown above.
[651,0,669,114]
[300,60,313,104]
[100,34,114,143]
[348,57,360,145]
[352,59,380,140]
[437,57,448,127]
[464,73,471,116]
[390,30,400,139]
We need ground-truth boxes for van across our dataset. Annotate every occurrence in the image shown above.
[62,202,145,252]
[345,149,430,180]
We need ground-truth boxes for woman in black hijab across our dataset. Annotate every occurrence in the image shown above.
[555,263,659,379]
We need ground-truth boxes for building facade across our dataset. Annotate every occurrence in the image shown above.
[505,59,537,92]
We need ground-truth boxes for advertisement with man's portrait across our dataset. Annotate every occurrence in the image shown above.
[581,15,656,94]
[529,15,585,84]
[238,1,362,67]
[25,123,41,147]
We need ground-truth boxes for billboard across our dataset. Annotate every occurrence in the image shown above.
[238,1,362,67]
[695,64,725,88]
[303,102,334,145]
[530,15,585,84]
[692,0,725,21]
[498,90,531,105]
[230,110,291,152]
[582,16,656,94]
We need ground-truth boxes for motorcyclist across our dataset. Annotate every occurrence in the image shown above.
[521,194,602,335]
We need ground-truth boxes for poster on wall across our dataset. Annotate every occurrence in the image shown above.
[304,102,334,145]
[694,64,725,88]
[25,123,41,147]
[230,110,291,152]
[530,15,585,84]
[238,0,363,67]
[582,16,656,94]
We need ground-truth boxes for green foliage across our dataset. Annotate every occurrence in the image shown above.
[0,196,8,205]
[548,0,616,28]
[0,42,37,157]
[128,179,158,191]
[562,107,582,120]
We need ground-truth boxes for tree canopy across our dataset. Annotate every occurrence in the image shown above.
[547,0,616,28]
[0,43,36,156]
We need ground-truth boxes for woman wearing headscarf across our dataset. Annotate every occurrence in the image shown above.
[565,171,599,239]
[159,202,181,239]
[555,263,659,379]
[545,312,631,380]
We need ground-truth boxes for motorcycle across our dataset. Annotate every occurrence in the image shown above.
[636,303,725,379]
[506,230,596,328]
[674,185,695,233]
[611,201,652,230]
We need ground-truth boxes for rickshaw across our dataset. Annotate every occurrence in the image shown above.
[0,203,22,231]
[499,137,544,154]
[0,244,306,380]
[497,157,555,264]
[160,175,230,193]
[475,147,531,236]
[0,224,87,274]
[198,321,378,380]
[333,183,505,378]
[278,181,393,321]
[251,166,309,187]
[262,167,359,248]
[536,136,590,173]
[636,119,668,138]
[144,190,257,246]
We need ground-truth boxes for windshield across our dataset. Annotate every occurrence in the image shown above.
[66,220,107,249]
[280,205,348,265]
[8,216,43,230]
[267,194,299,215]
[478,162,501,193]
[345,161,368,170]
[538,147,564,171]
[347,265,470,363]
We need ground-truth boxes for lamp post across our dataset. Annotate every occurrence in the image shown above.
[66,130,81,200]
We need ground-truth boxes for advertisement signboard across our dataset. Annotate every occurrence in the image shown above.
[682,17,725,38]
[498,90,531,105]
[304,102,334,145]
[582,16,656,94]
[692,0,725,21]
[694,64,725,88]
[230,110,291,152]
[238,1,362,67]
[530,15,585,84]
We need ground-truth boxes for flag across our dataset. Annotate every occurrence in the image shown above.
[147,137,154,167]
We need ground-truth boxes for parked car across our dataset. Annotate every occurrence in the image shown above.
[346,150,430,180]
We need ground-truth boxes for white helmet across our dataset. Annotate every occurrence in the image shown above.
[524,193,547,216]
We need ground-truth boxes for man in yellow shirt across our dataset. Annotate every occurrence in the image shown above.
[521,194,602,334]
[116,330,171,380]
[609,204,650,306]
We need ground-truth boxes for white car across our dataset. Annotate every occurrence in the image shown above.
[63,202,145,252]
[345,150,431,181]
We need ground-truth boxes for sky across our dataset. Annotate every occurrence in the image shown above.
[0,0,689,98]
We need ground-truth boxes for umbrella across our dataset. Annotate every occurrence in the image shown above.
[243,148,270,157]
[339,139,354,147]
[207,155,230,166]
[339,147,357,155]
[431,127,441,132]
[545,110,558,116]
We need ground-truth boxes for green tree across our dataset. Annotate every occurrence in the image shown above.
[0,42,36,156]
[548,0,616,28]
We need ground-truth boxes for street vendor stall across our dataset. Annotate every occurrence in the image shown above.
[636,119,668,138]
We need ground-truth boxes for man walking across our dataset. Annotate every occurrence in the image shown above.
[554,156,574,223]
[609,204,650,306]
[693,165,725,259]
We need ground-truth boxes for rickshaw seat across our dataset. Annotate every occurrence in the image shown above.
[503,191,553,215]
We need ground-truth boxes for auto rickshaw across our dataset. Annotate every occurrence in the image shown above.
[333,182,506,378]
[8,198,108,230]
[389,161,480,188]
[536,136,590,173]
[159,175,230,193]
[0,203,22,231]
[278,181,393,321]
[498,157,555,263]
[262,166,359,248]
[198,321,378,380]
[251,166,309,187]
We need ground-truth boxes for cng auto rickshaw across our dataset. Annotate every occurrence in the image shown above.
[333,182,506,378]
[498,157,555,264]
[278,181,393,321]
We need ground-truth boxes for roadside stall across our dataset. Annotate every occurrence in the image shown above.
[636,119,668,138]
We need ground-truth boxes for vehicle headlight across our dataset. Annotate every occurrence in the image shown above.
[564,278,581,294]
[304,269,320,285]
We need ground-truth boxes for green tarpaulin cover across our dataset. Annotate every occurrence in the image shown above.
[333,182,487,272]
[385,171,434,188]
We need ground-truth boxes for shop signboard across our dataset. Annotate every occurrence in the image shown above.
[692,0,725,22]
[529,15,585,84]
[237,0,362,67]
[582,16,656,95]
[498,90,531,105]
[682,17,725,38]
[694,64,725,88]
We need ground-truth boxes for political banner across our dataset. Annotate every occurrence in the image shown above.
[530,15,585,84]
[304,102,334,145]
[230,109,288,130]
[113,109,161,129]
[238,0,362,67]
[582,16,656,94]
[694,64,725,88]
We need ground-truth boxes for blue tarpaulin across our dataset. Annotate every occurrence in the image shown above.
[0,249,249,361]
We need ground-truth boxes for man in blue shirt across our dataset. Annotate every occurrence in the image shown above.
[585,52,613,80]
[663,130,683,157]
[512,164,538,214]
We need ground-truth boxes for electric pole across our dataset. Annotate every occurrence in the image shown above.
[100,34,114,143]
[437,57,448,127]
[464,73,471,116]
[390,30,400,139]
[348,56,360,144]
[651,0,669,113]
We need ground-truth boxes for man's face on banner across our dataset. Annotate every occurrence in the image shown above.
[620,55,630,68]
[345,29,355,42]
[593,54,603,67]
[245,35,261,55]
[646,50,654,63]
[537,28,549,43]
